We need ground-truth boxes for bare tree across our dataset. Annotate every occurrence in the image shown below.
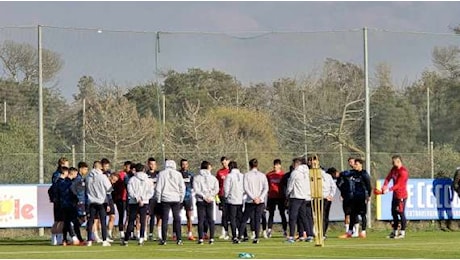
[432,46,460,79]
[85,85,156,164]
[0,40,63,83]
[275,59,365,155]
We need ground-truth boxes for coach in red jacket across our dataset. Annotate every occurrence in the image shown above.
[382,155,409,239]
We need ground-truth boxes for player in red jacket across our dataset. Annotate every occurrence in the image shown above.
[382,155,409,239]
[216,156,230,239]
[266,159,287,238]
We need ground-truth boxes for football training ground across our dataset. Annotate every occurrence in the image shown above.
[0,230,458,259]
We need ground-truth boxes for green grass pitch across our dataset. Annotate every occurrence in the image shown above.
[0,230,458,259]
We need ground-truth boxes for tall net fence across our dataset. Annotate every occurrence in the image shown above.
[1,26,460,184]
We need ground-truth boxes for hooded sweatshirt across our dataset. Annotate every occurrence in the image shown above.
[193,169,219,203]
[286,164,311,200]
[127,171,154,205]
[86,168,113,205]
[155,160,185,203]
[224,168,244,205]
[243,168,269,204]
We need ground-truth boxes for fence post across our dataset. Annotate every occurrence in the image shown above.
[3,101,6,124]
[339,144,344,171]
[430,141,434,179]
[38,24,45,237]
[363,27,372,228]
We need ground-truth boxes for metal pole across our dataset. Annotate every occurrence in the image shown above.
[244,142,249,173]
[339,143,344,171]
[431,141,434,179]
[162,94,166,164]
[236,80,239,112]
[38,24,45,237]
[155,32,165,166]
[302,91,308,156]
[427,86,430,154]
[363,27,372,228]
[72,145,76,167]
[82,98,86,162]
[3,101,6,124]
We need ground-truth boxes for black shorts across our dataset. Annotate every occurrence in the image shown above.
[153,203,163,216]
[94,202,111,219]
[342,199,352,216]
[182,199,193,211]
[218,196,226,211]
[267,198,286,212]
[107,200,115,215]
[53,204,64,222]
[350,197,367,215]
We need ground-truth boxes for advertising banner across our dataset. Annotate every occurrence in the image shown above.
[0,185,38,227]
[0,183,346,228]
[376,178,460,220]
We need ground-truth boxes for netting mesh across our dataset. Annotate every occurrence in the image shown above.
[0,26,459,184]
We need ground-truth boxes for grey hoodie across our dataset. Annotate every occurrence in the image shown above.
[224,168,244,205]
[243,168,269,204]
[286,164,311,200]
[127,171,154,205]
[193,169,219,203]
[86,168,113,205]
[155,160,185,203]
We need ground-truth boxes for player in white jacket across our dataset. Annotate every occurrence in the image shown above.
[193,161,219,244]
[155,160,185,245]
[238,158,269,244]
[224,161,245,244]
[122,163,154,246]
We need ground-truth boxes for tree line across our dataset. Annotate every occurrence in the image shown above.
[1,38,460,184]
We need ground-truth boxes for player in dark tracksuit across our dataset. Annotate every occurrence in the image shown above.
[146,158,162,241]
[50,157,70,245]
[339,158,371,238]
[69,164,89,244]
[336,157,359,235]
[55,167,80,245]
[179,159,195,240]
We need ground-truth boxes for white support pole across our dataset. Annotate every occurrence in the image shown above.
[3,101,6,124]
[427,86,430,152]
[340,144,344,172]
[363,27,372,228]
[244,142,249,173]
[38,24,45,237]
[72,145,76,167]
[155,32,165,166]
[82,98,86,162]
[431,141,434,179]
[162,93,166,164]
[302,91,308,156]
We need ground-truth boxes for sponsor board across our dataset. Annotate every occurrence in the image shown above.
[0,183,346,227]
[0,185,38,227]
[376,178,460,220]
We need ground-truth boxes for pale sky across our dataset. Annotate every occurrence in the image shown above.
[1,1,460,99]
[1,1,459,32]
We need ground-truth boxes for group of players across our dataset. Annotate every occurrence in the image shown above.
[48,154,409,246]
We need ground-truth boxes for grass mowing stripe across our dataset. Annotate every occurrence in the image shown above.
[0,249,128,255]
[1,231,459,258]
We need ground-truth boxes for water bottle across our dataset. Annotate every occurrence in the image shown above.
[238,252,254,258]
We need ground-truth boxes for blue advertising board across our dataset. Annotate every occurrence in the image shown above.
[376,178,460,220]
